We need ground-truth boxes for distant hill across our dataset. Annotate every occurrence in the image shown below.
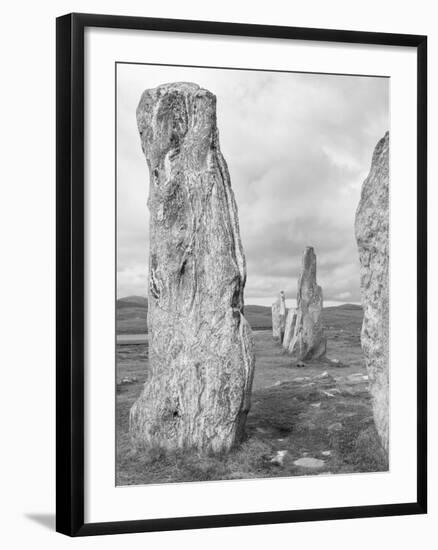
[118,295,148,307]
[333,303,362,311]
[117,296,148,334]
[244,305,272,330]
[116,297,362,334]
[322,303,363,332]
[116,297,273,334]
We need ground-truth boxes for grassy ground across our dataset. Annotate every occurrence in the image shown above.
[116,306,387,485]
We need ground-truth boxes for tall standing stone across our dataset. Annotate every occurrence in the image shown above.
[130,82,255,453]
[355,131,389,454]
[286,247,326,360]
[272,290,286,342]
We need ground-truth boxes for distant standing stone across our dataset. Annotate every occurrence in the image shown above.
[129,82,255,453]
[355,131,389,455]
[282,307,297,350]
[272,290,286,342]
[272,301,280,341]
[279,290,287,338]
[286,247,326,360]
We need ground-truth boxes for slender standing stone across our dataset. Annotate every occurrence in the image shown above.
[286,247,326,360]
[130,82,255,453]
[279,290,287,339]
[282,307,297,350]
[272,290,286,342]
[355,131,389,454]
[272,300,281,341]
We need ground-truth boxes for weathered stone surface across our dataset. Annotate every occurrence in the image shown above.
[279,291,287,336]
[286,247,326,360]
[282,307,297,350]
[129,82,255,453]
[272,291,286,342]
[355,131,389,454]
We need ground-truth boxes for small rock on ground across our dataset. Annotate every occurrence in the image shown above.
[294,457,325,468]
[118,376,138,385]
[270,450,288,466]
[316,371,329,378]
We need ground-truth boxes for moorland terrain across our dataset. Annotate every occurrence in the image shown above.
[116,300,387,485]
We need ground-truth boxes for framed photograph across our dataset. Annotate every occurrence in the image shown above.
[56,13,427,536]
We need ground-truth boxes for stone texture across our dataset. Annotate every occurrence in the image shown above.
[286,247,326,360]
[282,307,297,350]
[272,291,286,342]
[129,82,255,453]
[355,131,389,454]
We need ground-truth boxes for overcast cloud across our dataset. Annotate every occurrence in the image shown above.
[117,64,389,306]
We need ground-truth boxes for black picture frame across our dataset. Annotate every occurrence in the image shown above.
[56,12,427,537]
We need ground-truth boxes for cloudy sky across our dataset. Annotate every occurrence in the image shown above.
[117,63,389,307]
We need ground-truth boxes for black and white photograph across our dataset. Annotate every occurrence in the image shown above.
[116,63,390,485]
[0,1,432,546]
